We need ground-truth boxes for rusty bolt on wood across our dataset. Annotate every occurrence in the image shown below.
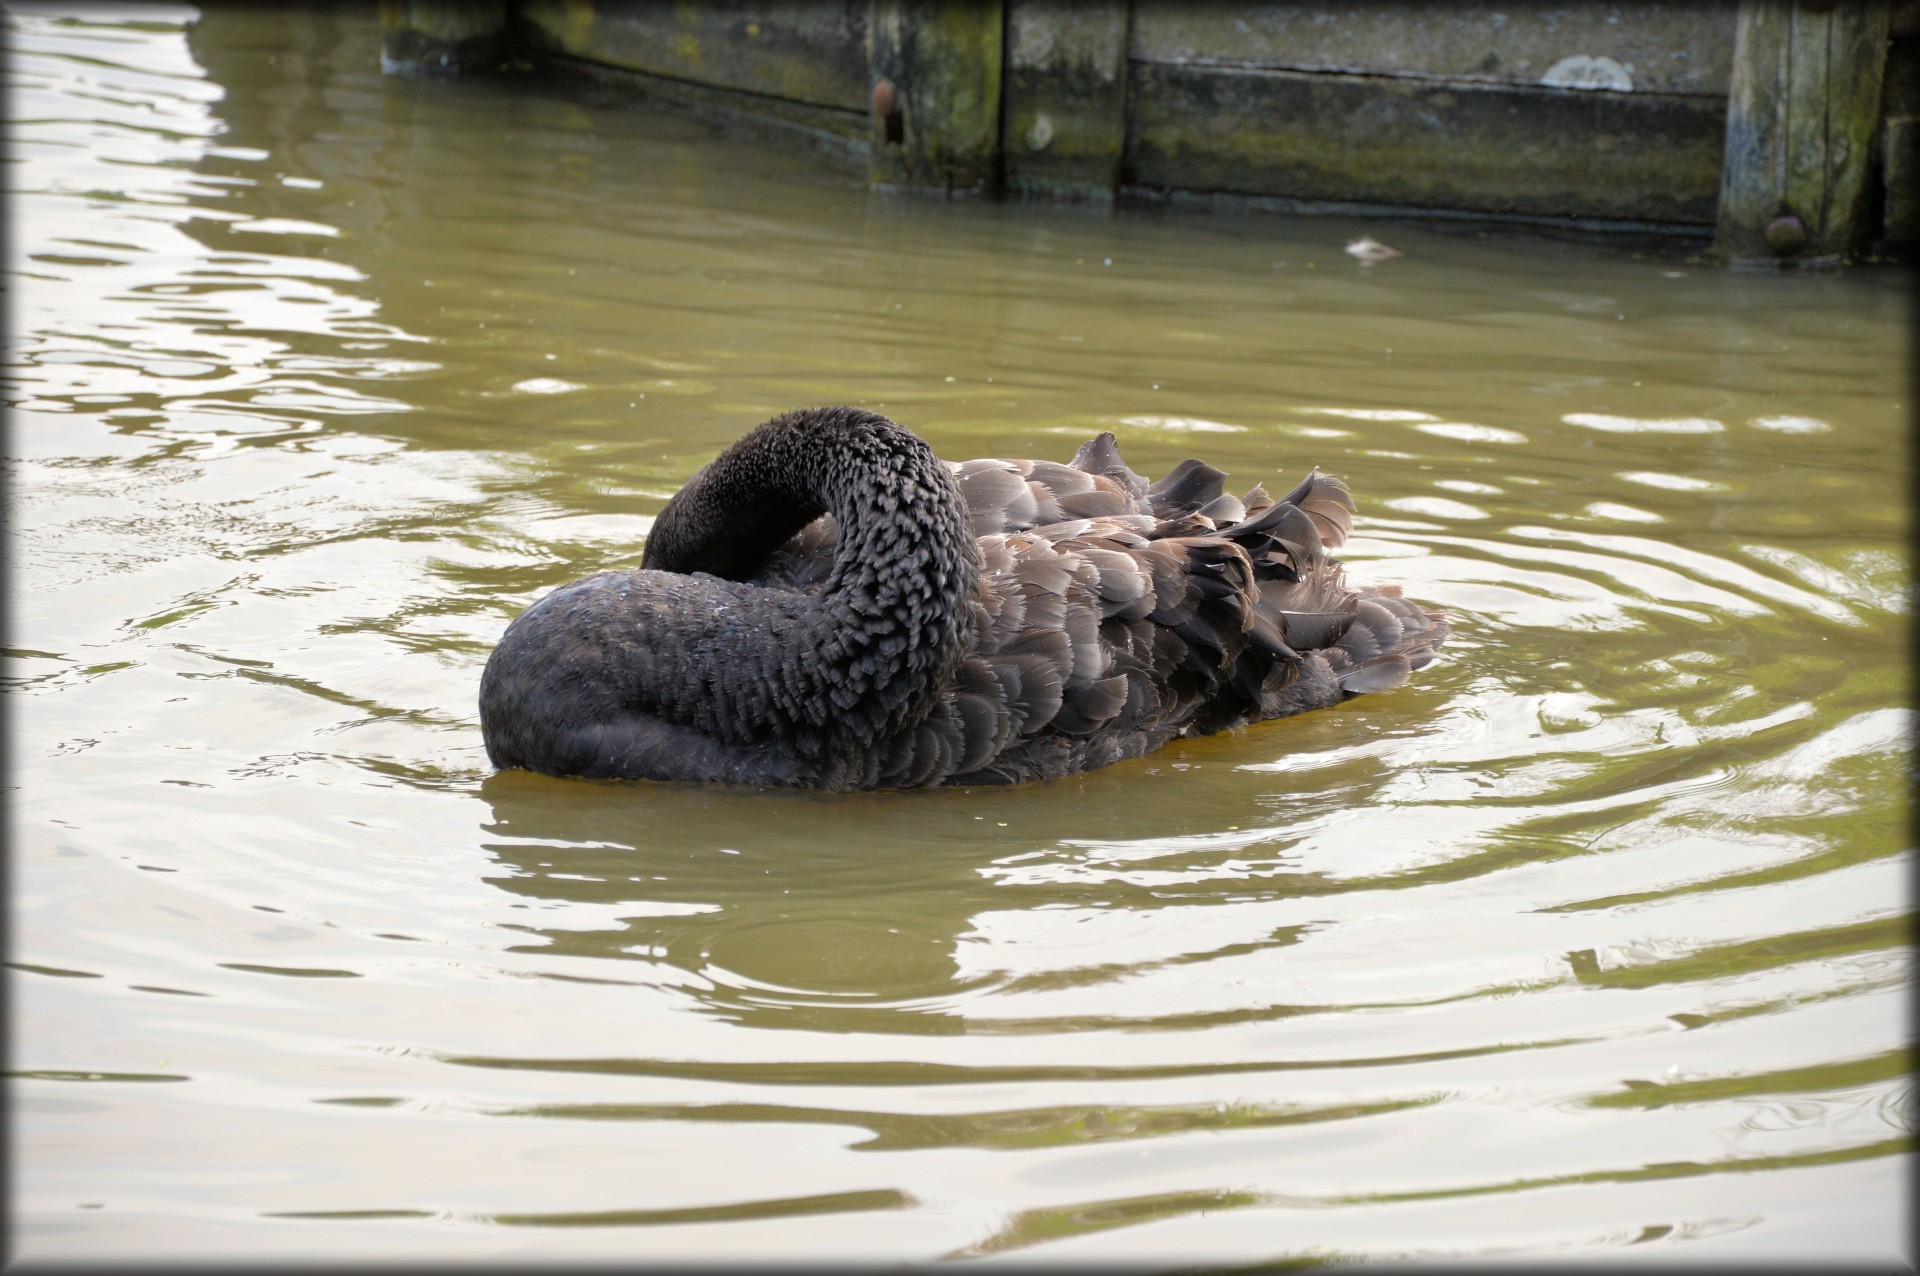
[1765,214,1808,256]
[873,78,903,145]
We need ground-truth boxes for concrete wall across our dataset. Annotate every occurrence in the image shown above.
[1118,2,1732,223]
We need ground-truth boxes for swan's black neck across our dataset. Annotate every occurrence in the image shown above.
[641,407,979,754]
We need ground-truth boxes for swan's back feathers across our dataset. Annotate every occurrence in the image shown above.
[930,441,1441,784]
[952,454,1149,536]
[749,432,1439,787]
[480,412,1448,788]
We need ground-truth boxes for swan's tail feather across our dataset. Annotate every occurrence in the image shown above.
[1189,466,1442,720]
[1257,564,1358,615]
[1325,594,1451,694]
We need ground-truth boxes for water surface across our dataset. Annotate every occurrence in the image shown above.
[7,4,1911,1265]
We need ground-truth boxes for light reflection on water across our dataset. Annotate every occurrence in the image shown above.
[6,3,1911,1265]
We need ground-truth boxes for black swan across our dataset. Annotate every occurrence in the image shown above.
[479,407,1448,788]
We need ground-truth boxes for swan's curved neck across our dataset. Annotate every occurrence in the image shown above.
[641,407,978,753]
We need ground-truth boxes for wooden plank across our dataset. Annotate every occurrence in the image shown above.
[1886,115,1920,241]
[514,0,870,113]
[1003,0,1129,201]
[1126,61,1726,223]
[1820,2,1895,249]
[1783,1,1834,226]
[1883,10,1920,244]
[1129,1,1738,96]
[1717,0,1791,259]
[870,0,1005,194]
[1715,0,1891,263]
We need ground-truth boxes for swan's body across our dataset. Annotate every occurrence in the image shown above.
[479,407,1447,788]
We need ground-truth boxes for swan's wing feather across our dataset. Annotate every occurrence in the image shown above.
[1061,590,1104,683]
[955,460,1038,536]
[1010,549,1076,595]
[901,707,964,787]
[1146,458,1230,516]
[952,661,1015,774]
[1031,517,1095,544]
[1056,487,1134,519]
[1025,460,1149,523]
[1050,673,1130,734]
[1197,491,1246,524]
[997,627,1069,731]
[1332,654,1413,695]
[1272,469,1356,549]
[954,454,1147,535]
[958,446,1443,777]
[1077,545,1152,611]
[1277,608,1357,650]
[1068,432,1149,497]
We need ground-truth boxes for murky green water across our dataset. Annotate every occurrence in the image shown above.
[7,4,1911,1264]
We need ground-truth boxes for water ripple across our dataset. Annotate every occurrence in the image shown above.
[7,5,1908,1266]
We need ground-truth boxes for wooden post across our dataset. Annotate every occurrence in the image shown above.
[1002,0,1129,202]
[379,0,509,75]
[1879,1,1920,244]
[1716,0,1891,265]
[869,0,1006,195]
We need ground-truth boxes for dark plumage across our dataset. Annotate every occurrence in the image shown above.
[479,407,1449,788]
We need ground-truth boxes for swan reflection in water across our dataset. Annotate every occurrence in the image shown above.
[480,408,1447,789]
[474,768,1326,1029]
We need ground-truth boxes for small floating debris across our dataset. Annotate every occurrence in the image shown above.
[1345,235,1402,265]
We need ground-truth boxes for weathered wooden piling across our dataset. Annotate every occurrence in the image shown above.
[869,0,1004,194]
[379,0,509,75]
[1714,0,1892,264]
[1884,3,1920,244]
